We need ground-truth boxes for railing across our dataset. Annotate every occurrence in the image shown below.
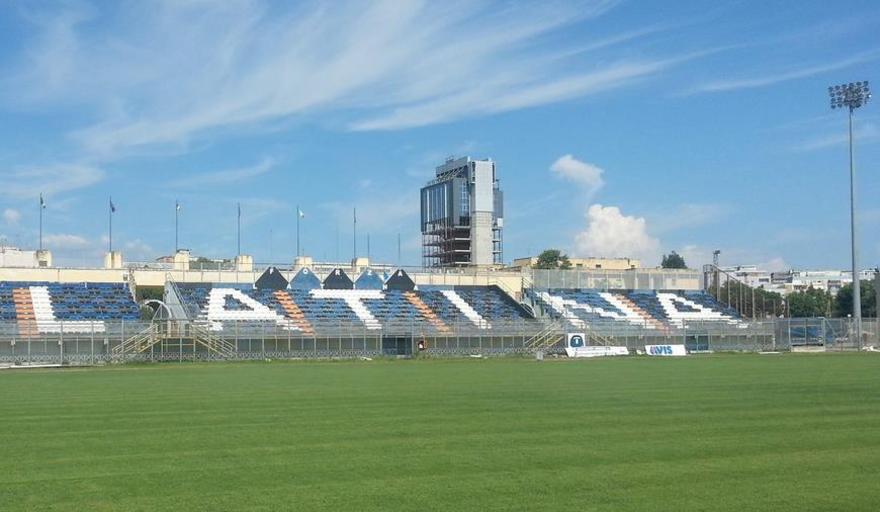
[702,264,786,319]
[0,318,875,364]
[2,261,708,292]
[524,319,564,351]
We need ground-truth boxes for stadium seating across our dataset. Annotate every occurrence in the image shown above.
[530,288,739,330]
[0,281,139,334]
[175,283,532,333]
[0,276,740,337]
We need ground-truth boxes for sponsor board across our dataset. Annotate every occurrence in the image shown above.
[645,344,687,356]
[566,333,586,348]
[565,345,629,358]
[791,345,826,353]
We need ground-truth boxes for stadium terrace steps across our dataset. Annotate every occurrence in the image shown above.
[440,290,491,329]
[112,324,160,355]
[31,285,106,333]
[537,291,586,329]
[533,289,739,330]
[273,291,315,336]
[1,282,139,335]
[599,292,651,326]
[656,292,734,327]
[403,292,450,333]
[173,284,533,333]
[310,289,383,330]
[205,288,294,332]
[615,294,666,330]
[13,287,38,338]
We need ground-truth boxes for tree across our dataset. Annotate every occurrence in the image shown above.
[136,286,164,302]
[661,251,687,269]
[534,249,572,270]
[192,257,229,270]
[834,280,876,318]
[560,254,572,270]
[787,287,833,318]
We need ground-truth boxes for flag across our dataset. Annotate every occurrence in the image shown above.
[110,197,116,213]
[298,208,305,219]
[176,201,181,211]
[238,203,241,218]
[40,193,46,209]
[353,207,357,224]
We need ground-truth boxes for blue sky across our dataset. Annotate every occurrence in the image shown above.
[0,0,878,270]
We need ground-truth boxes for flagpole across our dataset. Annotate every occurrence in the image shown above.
[175,200,179,253]
[296,204,300,257]
[353,207,357,259]
[39,194,43,251]
[108,197,113,254]
[237,203,241,256]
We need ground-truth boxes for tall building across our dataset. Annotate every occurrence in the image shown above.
[420,156,503,267]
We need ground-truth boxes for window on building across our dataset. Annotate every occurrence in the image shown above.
[460,180,469,216]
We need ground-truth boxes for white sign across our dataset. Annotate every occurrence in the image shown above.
[566,345,629,358]
[567,333,586,348]
[644,344,687,356]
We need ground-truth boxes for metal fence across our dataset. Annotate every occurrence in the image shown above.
[581,318,878,353]
[0,317,875,365]
[527,268,702,291]
[0,318,548,364]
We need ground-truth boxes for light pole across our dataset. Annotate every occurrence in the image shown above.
[712,250,721,300]
[829,81,871,347]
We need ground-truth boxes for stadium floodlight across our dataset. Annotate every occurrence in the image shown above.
[828,81,871,347]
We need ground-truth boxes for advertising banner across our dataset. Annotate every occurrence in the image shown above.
[644,344,687,356]
[566,345,629,358]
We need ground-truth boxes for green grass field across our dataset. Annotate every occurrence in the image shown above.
[1,354,879,511]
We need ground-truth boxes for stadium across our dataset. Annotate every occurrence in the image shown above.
[0,155,875,364]
[2,158,877,510]
[1,2,879,511]
[0,260,873,364]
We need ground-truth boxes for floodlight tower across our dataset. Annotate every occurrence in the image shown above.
[829,81,871,347]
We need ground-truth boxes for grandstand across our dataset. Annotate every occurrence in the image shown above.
[0,260,775,363]
[173,267,533,335]
[529,288,741,330]
[0,281,138,336]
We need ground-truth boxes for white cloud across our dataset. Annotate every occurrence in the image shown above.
[43,233,90,250]
[170,157,275,188]
[550,154,604,195]
[574,204,660,261]
[351,58,687,131]
[123,238,154,261]
[0,164,104,199]
[3,209,21,225]
[688,49,880,94]
[651,203,728,234]
[2,0,712,157]
[792,123,880,152]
